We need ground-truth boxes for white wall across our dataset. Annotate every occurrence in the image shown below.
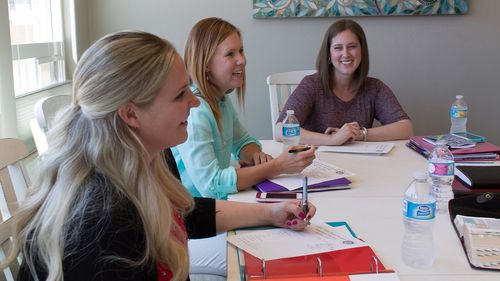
[85,0,500,144]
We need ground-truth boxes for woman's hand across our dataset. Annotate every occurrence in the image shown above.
[274,145,316,174]
[325,122,361,145]
[267,200,316,231]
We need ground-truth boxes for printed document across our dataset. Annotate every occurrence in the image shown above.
[227,222,367,260]
[268,159,353,191]
[318,142,394,155]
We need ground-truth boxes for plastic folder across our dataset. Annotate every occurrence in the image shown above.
[237,222,396,280]
[255,178,351,193]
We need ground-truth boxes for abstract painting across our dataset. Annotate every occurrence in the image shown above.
[253,0,468,18]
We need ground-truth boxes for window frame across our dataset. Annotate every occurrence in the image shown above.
[8,0,70,97]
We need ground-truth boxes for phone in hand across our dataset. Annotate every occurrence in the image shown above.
[255,192,302,203]
[451,132,486,143]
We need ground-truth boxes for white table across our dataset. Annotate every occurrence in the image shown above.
[226,140,500,281]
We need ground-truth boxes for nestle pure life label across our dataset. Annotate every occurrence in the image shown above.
[451,108,467,118]
[282,124,299,137]
[403,200,436,220]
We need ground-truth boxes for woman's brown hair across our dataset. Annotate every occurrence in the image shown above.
[315,19,369,95]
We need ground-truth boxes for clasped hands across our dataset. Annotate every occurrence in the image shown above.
[324,121,363,145]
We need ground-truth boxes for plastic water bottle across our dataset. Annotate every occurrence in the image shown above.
[282,110,300,149]
[402,172,436,269]
[428,139,455,213]
[450,95,468,133]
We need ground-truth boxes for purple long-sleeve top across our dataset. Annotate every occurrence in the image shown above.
[277,73,410,133]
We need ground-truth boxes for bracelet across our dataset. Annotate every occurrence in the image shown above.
[360,127,368,141]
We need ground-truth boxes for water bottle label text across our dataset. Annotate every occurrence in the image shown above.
[451,108,467,119]
[428,162,455,176]
[403,200,436,220]
[282,125,300,137]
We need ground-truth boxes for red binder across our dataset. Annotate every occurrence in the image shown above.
[238,222,394,280]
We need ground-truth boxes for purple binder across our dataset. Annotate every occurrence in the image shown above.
[255,177,351,193]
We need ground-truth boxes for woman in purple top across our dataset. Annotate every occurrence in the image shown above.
[276,19,413,146]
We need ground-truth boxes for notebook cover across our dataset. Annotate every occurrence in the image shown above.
[455,166,500,188]
[452,178,500,197]
[255,178,351,193]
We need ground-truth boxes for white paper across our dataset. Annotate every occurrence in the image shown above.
[349,272,401,281]
[227,222,367,261]
[268,159,354,191]
[317,142,394,155]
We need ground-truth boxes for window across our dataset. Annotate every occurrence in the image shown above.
[8,0,66,96]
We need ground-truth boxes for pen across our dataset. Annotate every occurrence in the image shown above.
[289,146,311,154]
[302,176,309,222]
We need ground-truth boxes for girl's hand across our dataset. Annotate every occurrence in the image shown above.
[239,151,273,167]
[275,145,316,174]
[267,200,316,231]
[252,151,274,165]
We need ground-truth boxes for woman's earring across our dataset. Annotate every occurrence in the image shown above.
[328,57,332,65]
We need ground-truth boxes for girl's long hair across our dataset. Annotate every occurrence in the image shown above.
[3,31,194,281]
[184,17,245,131]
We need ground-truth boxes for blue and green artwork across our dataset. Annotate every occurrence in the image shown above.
[253,0,468,18]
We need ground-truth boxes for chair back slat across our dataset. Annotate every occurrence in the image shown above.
[0,139,29,220]
[266,70,316,139]
[0,217,18,281]
[0,139,28,280]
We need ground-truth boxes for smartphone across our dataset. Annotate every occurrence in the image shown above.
[451,132,486,143]
[255,192,302,203]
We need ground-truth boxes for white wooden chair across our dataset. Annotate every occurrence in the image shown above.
[30,95,71,155]
[0,216,18,281]
[0,138,30,280]
[266,70,316,139]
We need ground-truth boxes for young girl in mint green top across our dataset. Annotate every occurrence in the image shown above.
[173,18,315,200]
[172,89,260,199]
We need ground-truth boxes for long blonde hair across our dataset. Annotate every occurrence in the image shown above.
[184,17,245,130]
[4,31,194,281]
